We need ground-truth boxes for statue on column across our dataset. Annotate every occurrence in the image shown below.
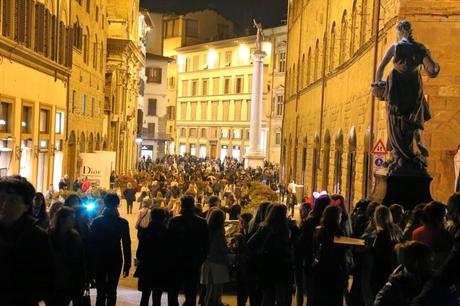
[372,20,440,175]
[253,19,264,52]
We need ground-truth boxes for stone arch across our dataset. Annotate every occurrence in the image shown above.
[346,126,358,210]
[360,0,369,46]
[322,130,331,190]
[79,132,86,153]
[95,133,101,150]
[314,39,320,80]
[301,135,308,190]
[103,140,108,151]
[88,133,94,153]
[334,128,344,193]
[329,22,337,71]
[68,130,76,144]
[339,10,348,65]
[311,133,320,193]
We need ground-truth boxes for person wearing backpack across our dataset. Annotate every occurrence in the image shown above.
[135,197,152,239]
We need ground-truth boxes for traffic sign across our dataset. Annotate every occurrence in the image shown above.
[374,156,385,167]
[371,139,388,155]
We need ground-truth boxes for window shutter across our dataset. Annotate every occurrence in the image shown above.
[67,27,73,67]
[2,0,11,37]
[50,15,56,60]
[15,0,26,42]
[43,10,49,57]
[58,21,63,64]
[25,0,33,47]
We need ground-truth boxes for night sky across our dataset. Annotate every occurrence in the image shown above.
[140,0,287,33]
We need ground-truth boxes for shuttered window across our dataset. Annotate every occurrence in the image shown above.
[15,0,26,43]
[147,99,157,116]
[2,0,12,38]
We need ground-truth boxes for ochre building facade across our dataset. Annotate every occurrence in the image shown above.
[283,0,460,205]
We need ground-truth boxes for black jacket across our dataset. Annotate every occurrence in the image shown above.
[90,211,131,272]
[375,266,432,306]
[168,213,209,273]
[49,229,86,292]
[0,215,56,304]
[124,188,137,202]
[136,224,170,291]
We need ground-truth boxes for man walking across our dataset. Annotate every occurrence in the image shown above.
[169,195,210,306]
[90,193,131,306]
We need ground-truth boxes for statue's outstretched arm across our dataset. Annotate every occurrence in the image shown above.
[375,44,396,82]
[423,55,440,78]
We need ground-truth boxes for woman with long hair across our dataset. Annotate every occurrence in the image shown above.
[247,204,293,306]
[136,208,170,306]
[368,205,402,304]
[298,195,331,306]
[31,192,50,230]
[201,208,229,306]
[47,207,86,306]
[310,205,348,306]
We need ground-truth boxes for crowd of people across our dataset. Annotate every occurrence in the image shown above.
[1,155,460,306]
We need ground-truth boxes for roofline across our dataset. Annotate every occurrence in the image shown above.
[146,53,174,62]
[175,25,287,53]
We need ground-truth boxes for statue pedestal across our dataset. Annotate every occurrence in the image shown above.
[244,152,265,168]
[371,174,433,210]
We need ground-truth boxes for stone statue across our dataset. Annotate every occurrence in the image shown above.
[253,19,264,51]
[372,20,440,175]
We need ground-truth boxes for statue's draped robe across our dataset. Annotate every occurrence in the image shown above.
[384,39,431,165]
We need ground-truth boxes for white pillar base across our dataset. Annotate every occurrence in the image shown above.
[244,152,265,168]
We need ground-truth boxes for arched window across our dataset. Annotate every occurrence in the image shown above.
[360,0,368,46]
[300,54,305,88]
[322,130,331,191]
[339,11,348,65]
[88,133,94,153]
[93,35,98,69]
[333,129,344,193]
[312,134,320,193]
[329,22,336,72]
[83,27,89,64]
[346,127,357,211]
[314,39,320,80]
[79,132,86,153]
[307,47,312,85]
[350,0,358,55]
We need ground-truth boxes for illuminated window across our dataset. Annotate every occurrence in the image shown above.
[0,102,12,133]
[221,129,229,139]
[55,112,64,134]
[278,51,286,72]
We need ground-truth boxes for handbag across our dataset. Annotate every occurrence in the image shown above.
[371,81,386,100]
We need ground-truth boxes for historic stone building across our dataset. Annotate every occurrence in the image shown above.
[283,0,460,205]
[104,0,144,174]
[66,0,108,182]
[0,0,73,191]
[175,25,286,162]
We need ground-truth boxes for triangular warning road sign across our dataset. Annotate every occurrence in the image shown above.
[371,139,388,155]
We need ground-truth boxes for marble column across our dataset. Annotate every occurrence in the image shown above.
[245,50,266,168]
